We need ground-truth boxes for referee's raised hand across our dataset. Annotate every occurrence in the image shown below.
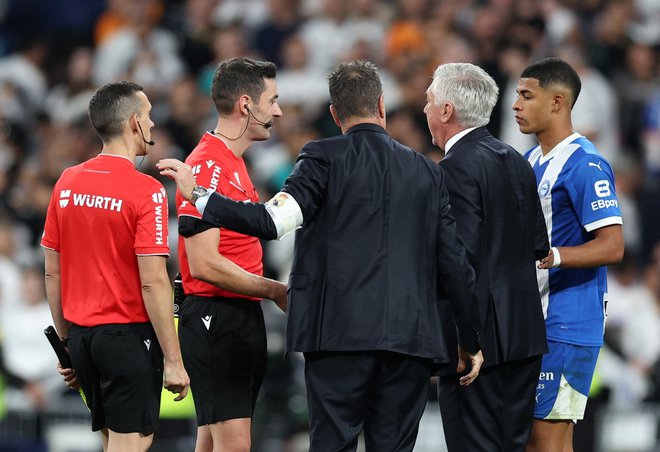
[164,359,190,401]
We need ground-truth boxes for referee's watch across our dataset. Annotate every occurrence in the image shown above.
[190,185,210,205]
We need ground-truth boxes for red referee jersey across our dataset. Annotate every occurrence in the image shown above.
[41,153,170,326]
[177,132,263,299]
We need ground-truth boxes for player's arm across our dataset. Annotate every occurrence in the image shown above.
[539,157,624,269]
[182,226,287,311]
[44,248,70,339]
[138,255,189,400]
[158,143,328,241]
[538,224,623,269]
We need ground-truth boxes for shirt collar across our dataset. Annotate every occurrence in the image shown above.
[538,132,582,164]
[445,127,478,153]
[98,153,134,164]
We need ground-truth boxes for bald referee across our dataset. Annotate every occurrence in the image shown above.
[42,81,189,452]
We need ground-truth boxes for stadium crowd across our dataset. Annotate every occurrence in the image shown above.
[0,0,659,450]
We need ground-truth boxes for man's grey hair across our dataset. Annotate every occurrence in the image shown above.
[428,63,499,128]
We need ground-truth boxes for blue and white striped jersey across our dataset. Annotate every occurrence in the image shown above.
[525,133,622,346]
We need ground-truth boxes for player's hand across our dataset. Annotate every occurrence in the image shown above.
[163,359,190,401]
[56,362,80,390]
[272,282,288,313]
[537,248,556,269]
[457,347,483,386]
[156,159,196,201]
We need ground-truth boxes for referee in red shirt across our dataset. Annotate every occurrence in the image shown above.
[176,58,287,452]
[42,81,189,452]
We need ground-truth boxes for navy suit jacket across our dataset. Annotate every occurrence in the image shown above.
[439,127,549,370]
[200,123,481,361]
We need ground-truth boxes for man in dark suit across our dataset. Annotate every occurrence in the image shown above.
[424,63,549,451]
[158,60,484,452]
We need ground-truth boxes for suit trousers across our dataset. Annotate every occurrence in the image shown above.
[437,354,542,452]
[303,350,434,452]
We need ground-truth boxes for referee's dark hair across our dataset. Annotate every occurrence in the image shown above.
[328,60,383,122]
[88,81,145,142]
[211,57,277,115]
[520,57,582,109]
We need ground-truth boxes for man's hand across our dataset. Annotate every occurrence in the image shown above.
[57,362,80,390]
[537,248,556,269]
[271,281,288,313]
[163,359,190,401]
[156,159,196,201]
[456,347,484,386]
[24,380,47,409]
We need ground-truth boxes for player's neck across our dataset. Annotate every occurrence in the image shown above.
[212,120,251,158]
[100,138,141,163]
[536,122,574,156]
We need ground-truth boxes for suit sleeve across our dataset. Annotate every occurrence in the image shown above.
[200,194,278,240]
[280,141,330,223]
[436,166,482,354]
[199,141,329,239]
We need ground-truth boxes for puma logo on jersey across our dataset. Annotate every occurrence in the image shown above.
[588,161,602,171]
[202,315,212,330]
[144,339,151,351]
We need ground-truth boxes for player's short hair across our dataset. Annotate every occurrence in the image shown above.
[328,60,383,122]
[211,57,277,115]
[520,57,582,108]
[88,81,144,142]
[428,63,499,128]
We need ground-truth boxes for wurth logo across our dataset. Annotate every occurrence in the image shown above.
[59,190,71,208]
[152,192,163,204]
[70,193,123,212]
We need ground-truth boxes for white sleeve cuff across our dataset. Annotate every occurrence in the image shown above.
[584,216,623,232]
[194,188,212,214]
[264,192,303,239]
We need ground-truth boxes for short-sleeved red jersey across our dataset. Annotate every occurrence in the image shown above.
[41,153,169,326]
[177,132,263,299]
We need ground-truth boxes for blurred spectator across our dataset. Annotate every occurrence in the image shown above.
[1,267,59,411]
[163,75,212,155]
[498,42,537,153]
[92,0,184,97]
[602,253,660,405]
[253,0,302,68]
[0,221,21,317]
[272,34,328,114]
[0,36,48,125]
[558,45,621,166]
[197,23,257,95]
[211,0,268,32]
[613,156,644,257]
[44,47,95,126]
[165,0,217,75]
[612,41,658,159]
[299,0,355,72]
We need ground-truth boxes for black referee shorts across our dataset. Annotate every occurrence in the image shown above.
[179,295,267,426]
[67,322,163,434]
